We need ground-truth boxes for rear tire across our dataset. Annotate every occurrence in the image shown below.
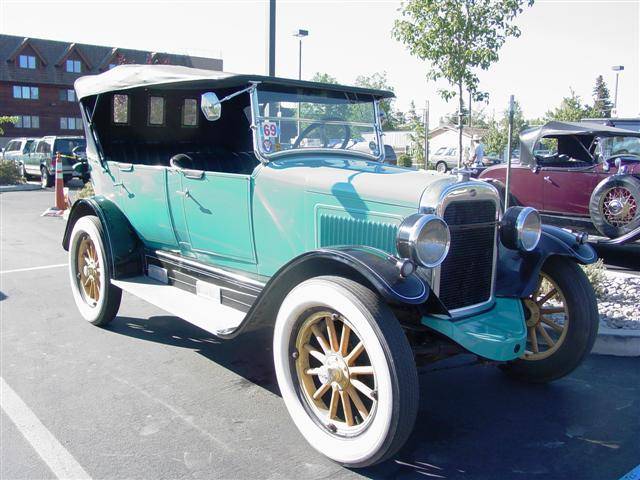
[501,257,598,383]
[68,216,122,326]
[589,176,640,238]
[273,276,418,467]
[40,166,53,188]
[436,161,448,174]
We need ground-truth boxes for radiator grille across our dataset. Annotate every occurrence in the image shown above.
[438,200,496,311]
[318,214,398,253]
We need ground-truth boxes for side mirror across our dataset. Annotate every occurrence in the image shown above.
[201,92,221,121]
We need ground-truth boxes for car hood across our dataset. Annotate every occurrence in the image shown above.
[259,156,444,208]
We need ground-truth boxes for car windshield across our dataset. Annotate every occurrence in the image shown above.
[599,136,640,159]
[54,138,86,155]
[254,88,381,159]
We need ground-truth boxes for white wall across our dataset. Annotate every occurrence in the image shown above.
[429,129,473,156]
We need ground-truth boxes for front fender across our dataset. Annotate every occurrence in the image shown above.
[495,224,597,298]
[62,196,143,278]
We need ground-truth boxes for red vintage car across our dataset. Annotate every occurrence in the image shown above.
[480,121,640,243]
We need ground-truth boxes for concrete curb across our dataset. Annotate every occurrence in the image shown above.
[592,326,640,357]
[0,183,42,193]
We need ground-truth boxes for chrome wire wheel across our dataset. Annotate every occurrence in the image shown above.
[75,233,101,307]
[522,272,569,361]
[295,309,377,437]
[600,186,638,227]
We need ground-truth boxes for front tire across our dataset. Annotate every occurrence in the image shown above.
[40,166,53,188]
[436,161,448,174]
[68,216,122,326]
[501,257,598,383]
[273,276,418,467]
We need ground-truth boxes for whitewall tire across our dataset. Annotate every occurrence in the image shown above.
[68,216,122,326]
[273,276,418,467]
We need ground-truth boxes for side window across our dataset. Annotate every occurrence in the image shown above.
[36,141,46,153]
[182,99,198,127]
[148,96,165,125]
[435,146,447,155]
[5,142,16,152]
[24,140,34,153]
[113,94,129,124]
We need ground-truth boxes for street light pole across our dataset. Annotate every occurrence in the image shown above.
[266,0,276,76]
[293,29,309,137]
[612,65,624,116]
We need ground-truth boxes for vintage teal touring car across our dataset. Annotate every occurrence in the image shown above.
[64,65,599,467]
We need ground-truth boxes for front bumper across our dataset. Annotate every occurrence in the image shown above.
[421,298,527,361]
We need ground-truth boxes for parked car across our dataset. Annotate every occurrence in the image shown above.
[432,146,500,175]
[582,117,640,132]
[63,65,599,468]
[22,136,87,187]
[1,137,36,176]
[480,121,640,243]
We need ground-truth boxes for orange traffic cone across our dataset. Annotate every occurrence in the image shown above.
[54,153,66,210]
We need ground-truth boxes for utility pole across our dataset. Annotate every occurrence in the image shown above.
[468,90,472,128]
[266,0,276,76]
[612,65,624,116]
[504,95,515,210]
[423,101,429,170]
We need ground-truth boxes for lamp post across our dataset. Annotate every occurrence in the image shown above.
[612,65,624,116]
[293,29,309,80]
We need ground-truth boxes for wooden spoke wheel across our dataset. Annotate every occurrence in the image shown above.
[76,234,102,307]
[522,272,569,361]
[295,310,377,436]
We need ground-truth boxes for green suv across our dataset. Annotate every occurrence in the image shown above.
[62,65,599,467]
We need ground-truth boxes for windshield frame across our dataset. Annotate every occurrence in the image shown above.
[249,84,385,163]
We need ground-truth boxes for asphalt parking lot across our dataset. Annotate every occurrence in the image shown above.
[1,188,639,480]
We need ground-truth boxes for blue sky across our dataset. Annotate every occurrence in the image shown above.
[1,0,638,126]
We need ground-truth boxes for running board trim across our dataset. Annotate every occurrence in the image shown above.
[111,275,245,336]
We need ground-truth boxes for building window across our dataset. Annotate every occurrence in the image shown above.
[148,96,165,125]
[182,99,198,126]
[60,117,83,130]
[113,94,129,124]
[14,115,40,128]
[59,89,76,102]
[12,85,39,99]
[19,55,36,69]
[66,59,82,73]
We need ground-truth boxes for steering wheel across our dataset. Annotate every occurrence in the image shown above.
[292,117,351,150]
[608,152,640,161]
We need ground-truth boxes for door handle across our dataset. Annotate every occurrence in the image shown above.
[118,163,133,172]
[176,189,190,198]
[543,176,552,183]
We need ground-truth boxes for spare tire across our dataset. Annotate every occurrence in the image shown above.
[589,175,640,238]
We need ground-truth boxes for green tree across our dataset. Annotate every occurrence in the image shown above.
[484,100,529,158]
[404,101,421,127]
[310,72,339,84]
[591,75,613,118]
[0,116,18,136]
[545,88,591,122]
[393,0,534,167]
[354,71,400,130]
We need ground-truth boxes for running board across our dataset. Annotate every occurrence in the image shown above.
[111,275,245,336]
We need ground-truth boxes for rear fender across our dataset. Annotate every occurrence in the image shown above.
[495,224,597,298]
[62,197,143,278]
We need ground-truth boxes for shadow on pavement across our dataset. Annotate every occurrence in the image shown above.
[106,314,639,480]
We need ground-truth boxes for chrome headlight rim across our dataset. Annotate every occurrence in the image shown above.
[396,213,451,268]
[502,206,542,252]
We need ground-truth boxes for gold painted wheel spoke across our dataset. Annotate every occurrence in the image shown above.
[351,378,374,400]
[328,385,339,420]
[326,317,340,352]
[349,366,374,375]
[529,327,539,353]
[345,341,364,366]
[541,316,564,333]
[313,382,331,400]
[339,324,351,356]
[311,325,331,354]
[305,368,323,376]
[303,344,326,363]
[541,306,565,314]
[537,324,555,347]
[340,390,354,426]
[347,386,369,418]
[537,288,557,306]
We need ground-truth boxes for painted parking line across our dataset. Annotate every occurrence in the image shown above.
[0,377,91,480]
[0,263,66,275]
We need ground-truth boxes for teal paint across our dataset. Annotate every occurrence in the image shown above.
[318,214,398,254]
[421,298,527,361]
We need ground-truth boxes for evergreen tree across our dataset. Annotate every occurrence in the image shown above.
[591,75,613,118]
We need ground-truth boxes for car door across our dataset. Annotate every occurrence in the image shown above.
[541,163,598,216]
[178,168,256,268]
[507,161,544,210]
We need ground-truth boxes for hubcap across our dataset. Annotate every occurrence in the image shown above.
[294,311,377,436]
[601,187,638,227]
[522,272,569,361]
[76,234,101,306]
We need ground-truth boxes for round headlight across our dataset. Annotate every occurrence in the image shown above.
[397,213,451,268]
[501,206,542,252]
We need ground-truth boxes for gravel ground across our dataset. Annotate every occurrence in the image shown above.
[598,272,640,330]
